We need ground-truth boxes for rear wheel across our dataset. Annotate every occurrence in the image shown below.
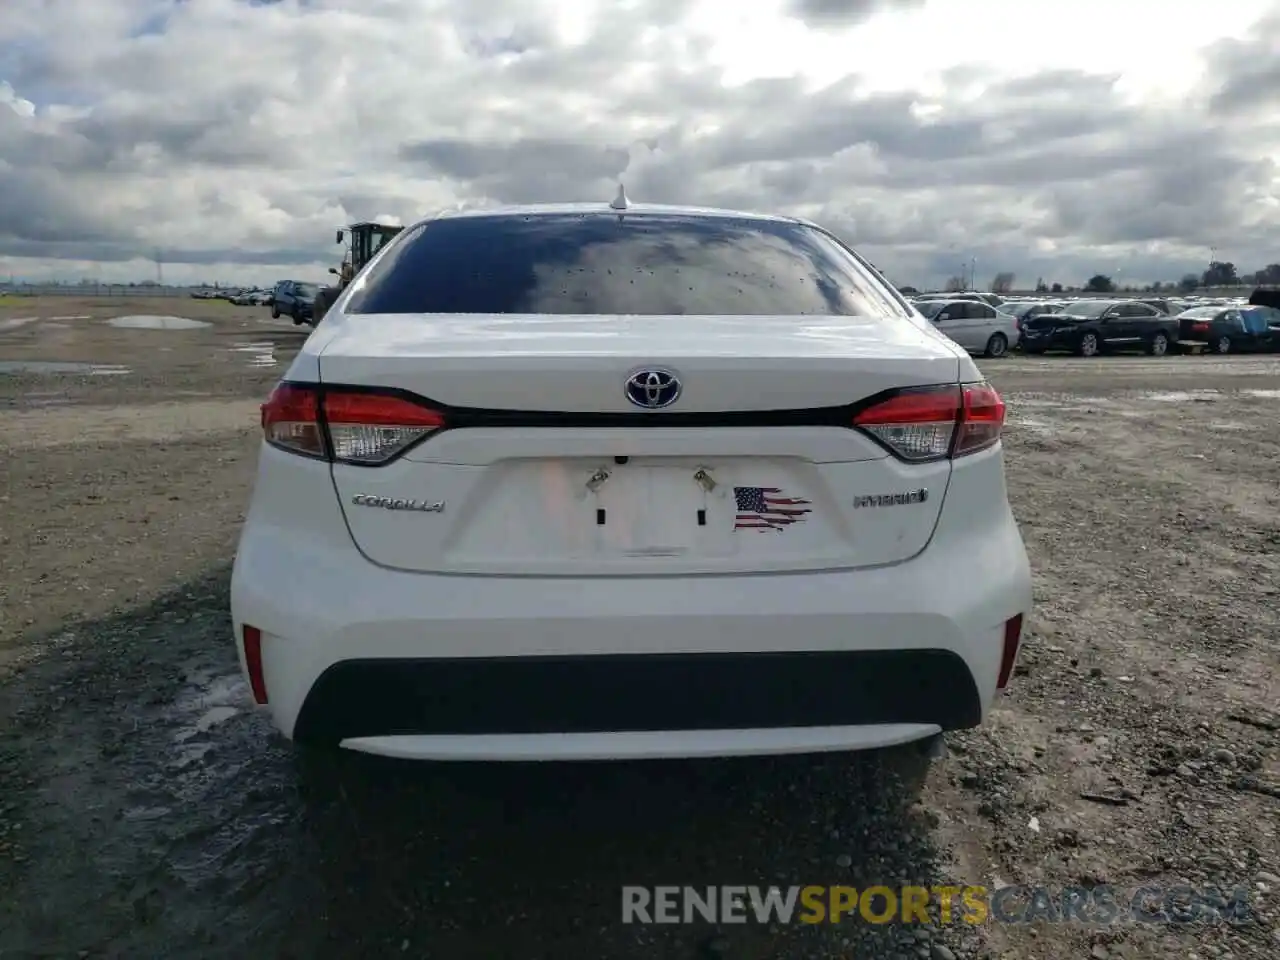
[1214,335,1231,354]
[1076,332,1100,357]
[983,332,1008,358]
[1146,332,1170,357]
[271,304,280,319]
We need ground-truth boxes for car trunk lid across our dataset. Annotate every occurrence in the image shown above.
[317,313,962,575]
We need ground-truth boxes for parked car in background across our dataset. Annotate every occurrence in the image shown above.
[271,281,319,324]
[1177,305,1279,353]
[1000,301,1064,347]
[914,291,1006,309]
[914,298,1018,357]
[1134,298,1178,315]
[232,288,273,306]
[1021,299,1178,357]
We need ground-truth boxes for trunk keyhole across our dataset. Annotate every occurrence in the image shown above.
[597,509,606,525]
[697,509,706,526]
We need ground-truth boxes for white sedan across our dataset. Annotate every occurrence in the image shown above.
[230,198,1032,763]
[913,298,1019,357]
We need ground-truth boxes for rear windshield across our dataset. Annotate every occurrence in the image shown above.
[343,212,909,317]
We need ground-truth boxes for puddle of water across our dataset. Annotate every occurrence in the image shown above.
[1243,389,1280,399]
[1208,422,1248,431]
[1137,390,1220,402]
[172,672,249,713]
[1009,416,1054,436]
[48,315,91,321]
[19,390,74,408]
[169,672,251,767]
[0,317,39,331]
[232,341,277,367]
[0,359,130,376]
[177,705,240,741]
[170,673,249,739]
[122,805,174,822]
[107,315,211,330]
[1008,395,1115,408]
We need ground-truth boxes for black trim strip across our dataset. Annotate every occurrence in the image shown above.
[291,649,983,743]
[287,379,962,466]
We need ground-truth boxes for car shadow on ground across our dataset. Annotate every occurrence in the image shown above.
[0,566,959,960]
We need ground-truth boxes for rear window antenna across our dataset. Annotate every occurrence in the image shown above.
[609,183,630,211]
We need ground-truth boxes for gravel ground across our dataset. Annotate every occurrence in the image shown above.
[0,298,1276,960]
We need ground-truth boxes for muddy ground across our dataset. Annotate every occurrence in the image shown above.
[0,297,1277,960]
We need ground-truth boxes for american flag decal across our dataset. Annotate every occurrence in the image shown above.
[734,486,813,531]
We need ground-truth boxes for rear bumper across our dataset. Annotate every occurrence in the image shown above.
[293,648,981,742]
[230,447,1032,760]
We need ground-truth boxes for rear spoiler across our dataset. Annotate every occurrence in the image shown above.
[1248,287,1280,308]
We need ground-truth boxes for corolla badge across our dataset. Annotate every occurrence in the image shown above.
[351,494,444,512]
[625,367,682,409]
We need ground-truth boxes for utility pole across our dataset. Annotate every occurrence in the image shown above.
[154,248,163,285]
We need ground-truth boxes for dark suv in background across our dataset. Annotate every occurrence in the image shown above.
[271,281,320,325]
[1020,299,1178,357]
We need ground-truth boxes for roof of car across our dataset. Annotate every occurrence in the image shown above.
[420,202,803,228]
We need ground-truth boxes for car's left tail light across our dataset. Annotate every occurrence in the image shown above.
[996,613,1024,690]
[260,382,446,465]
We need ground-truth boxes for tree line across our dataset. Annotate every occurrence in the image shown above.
[936,262,1280,295]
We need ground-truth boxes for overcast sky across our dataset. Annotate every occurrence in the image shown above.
[1,0,1277,289]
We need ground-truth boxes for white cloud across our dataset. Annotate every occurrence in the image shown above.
[0,0,1277,289]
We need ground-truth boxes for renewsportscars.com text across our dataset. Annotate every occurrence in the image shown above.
[621,885,1255,926]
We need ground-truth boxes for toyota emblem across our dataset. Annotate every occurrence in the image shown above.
[624,367,682,409]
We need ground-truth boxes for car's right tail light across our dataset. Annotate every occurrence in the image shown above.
[261,382,446,465]
[852,382,1006,462]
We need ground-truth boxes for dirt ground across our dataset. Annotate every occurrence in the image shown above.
[0,297,1277,960]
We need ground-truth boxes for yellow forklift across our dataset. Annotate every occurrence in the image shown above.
[312,221,404,322]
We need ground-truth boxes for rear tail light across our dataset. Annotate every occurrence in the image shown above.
[852,382,1006,462]
[1191,321,1210,333]
[324,390,446,463]
[996,614,1023,690]
[242,624,268,704]
[260,382,446,465]
[260,383,324,457]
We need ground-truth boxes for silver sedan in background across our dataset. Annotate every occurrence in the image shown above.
[914,298,1019,357]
